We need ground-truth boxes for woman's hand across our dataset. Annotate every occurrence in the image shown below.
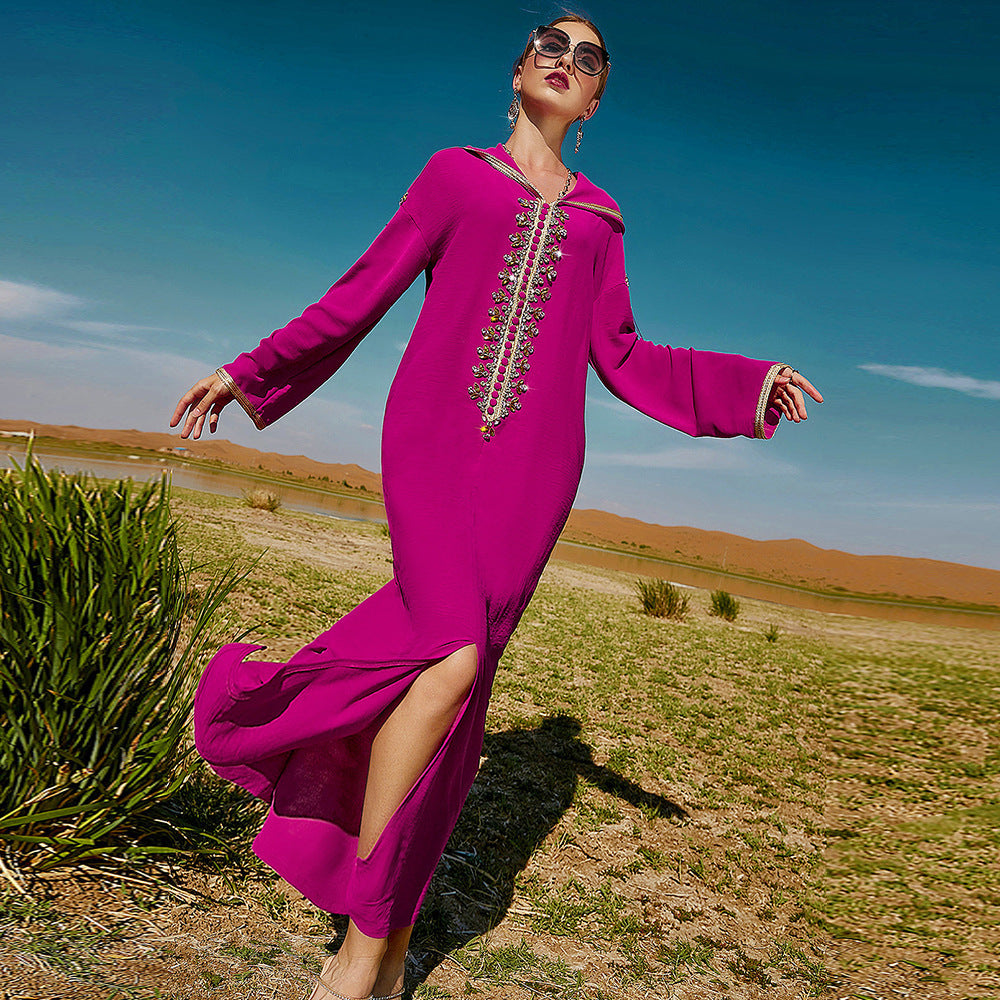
[170,372,235,440]
[769,366,823,423]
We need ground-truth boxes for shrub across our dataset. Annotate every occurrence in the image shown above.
[636,578,689,620]
[0,448,247,870]
[763,623,780,643]
[709,589,740,622]
[242,487,281,511]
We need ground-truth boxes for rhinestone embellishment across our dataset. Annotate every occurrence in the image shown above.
[467,197,568,440]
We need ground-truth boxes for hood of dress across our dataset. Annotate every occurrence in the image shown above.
[464,145,625,234]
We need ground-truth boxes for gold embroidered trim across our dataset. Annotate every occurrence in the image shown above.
[467,197,568,440]
[468,148,586,209]
[216,367,266,430]
[466,148,625,230]
[560,200,624,225]
[755,363,789,439]
[471,150,541,199]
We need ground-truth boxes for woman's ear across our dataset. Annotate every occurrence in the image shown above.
[512,66,522,93]
[583,97,600,122]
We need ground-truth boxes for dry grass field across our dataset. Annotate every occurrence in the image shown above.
[2,490,998,999]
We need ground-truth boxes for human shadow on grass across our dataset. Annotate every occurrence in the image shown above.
[319,713,687,995]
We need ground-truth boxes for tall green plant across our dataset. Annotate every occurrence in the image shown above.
[709,589,741,622]
[0,446,247,869]
[635,577,689,620]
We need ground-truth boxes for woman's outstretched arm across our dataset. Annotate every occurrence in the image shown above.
[170,152,452,438]
[589,232,822,439]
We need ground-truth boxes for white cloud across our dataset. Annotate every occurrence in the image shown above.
[840,497,1000,513]
[0,280,83,320]
[59,320,167,339]
[0,277,164,342]
[860,364,1000,400]
[586,391,643,419]
[588,440,795,473]
[0,331,207,383]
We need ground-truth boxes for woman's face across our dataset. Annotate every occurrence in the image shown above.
[514,20,603,125]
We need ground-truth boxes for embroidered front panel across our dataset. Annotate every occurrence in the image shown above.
[467,197,568,440]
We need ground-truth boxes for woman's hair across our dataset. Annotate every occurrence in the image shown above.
[512,13,610,102]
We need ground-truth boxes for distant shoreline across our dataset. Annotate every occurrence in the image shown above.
[3,417,999,614]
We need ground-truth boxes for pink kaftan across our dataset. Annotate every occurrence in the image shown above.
[194,144,786,937]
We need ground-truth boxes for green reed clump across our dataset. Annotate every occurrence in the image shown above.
[0,447,246,870]
[635,578,689,620]
[709,589,740,622]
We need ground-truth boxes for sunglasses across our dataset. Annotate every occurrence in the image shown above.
[531,25,610,77]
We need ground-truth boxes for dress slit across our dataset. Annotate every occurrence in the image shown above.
[355,641,481,865]
[194,573,493,937]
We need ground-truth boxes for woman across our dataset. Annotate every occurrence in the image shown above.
[171,16,822,1000]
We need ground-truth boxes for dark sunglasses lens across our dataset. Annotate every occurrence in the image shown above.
[574,42,606,75]
[534,26,570,57]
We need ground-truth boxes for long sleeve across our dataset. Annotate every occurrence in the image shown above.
[219,157,446,429]
[588,233,785,440]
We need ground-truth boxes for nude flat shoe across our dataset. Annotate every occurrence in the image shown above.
[371,992,403,1000]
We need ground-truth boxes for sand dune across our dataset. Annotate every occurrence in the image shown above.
[561,510,1000,608]
[3,418,998,608]
[0,418,383,493]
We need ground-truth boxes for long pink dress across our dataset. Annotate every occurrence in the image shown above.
[195,144,786,937]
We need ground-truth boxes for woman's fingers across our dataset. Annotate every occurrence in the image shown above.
[772,384,790,421]
[787,383,806,420]
[208,395,228,434]
[781,386,800,421]
[171,374,234,440]
[187,383,230,439]
[791,370,823,404]
[772,367,824,423]
[169,379,210,428]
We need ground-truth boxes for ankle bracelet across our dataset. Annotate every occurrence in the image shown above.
[316,978,371,1000]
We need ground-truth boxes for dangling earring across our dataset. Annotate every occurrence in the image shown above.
[508,93,520,130]
[575,118,584,153]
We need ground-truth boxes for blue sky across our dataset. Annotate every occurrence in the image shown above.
[2,1,998,568]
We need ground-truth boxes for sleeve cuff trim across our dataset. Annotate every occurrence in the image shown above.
[755,363,789,439]
[217,367,267,430]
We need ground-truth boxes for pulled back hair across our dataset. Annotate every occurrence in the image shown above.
[512,13,610,101]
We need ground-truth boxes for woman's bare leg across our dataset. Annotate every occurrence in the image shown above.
[372,923,412,998]
[358,642,478,859]
[310,644,478,1000]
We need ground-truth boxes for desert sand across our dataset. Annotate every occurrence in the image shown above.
[3,417,999,609]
